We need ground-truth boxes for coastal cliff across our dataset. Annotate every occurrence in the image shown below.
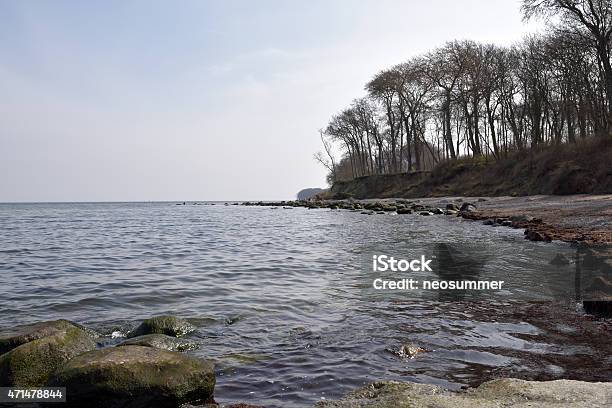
[324,138,612,199]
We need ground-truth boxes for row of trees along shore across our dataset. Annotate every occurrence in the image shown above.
[315,0,612,184]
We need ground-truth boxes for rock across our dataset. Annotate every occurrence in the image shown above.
[317,378,612,407]
[432,208,444,215]
[128,315,196,338]
[419,211,433,216]
[525,230,552,242]
[118,334,199,352]
[501,220,513,227]
[510,214,535,223]
[181,404,264,408]
[483,219,495,225]
[0,320,95,387]
[386,343,429,359]
[459,202,476,212]
[397,208,412,214]
[0,319,85,355]
[444,209,458,215]
[360,211,374,215]
[477,198,488,202]
[550,253,571,265]
[48,346,215,408]
[446,203,460,211]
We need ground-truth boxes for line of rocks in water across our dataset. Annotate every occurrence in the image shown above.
[241,199,557,243]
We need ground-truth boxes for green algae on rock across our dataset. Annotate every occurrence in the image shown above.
[317,378,612,408]
[0,321,95,387]
[118,333,199,351]
[49,345,215,408]
[0,319,90,355]
[128,315,196,338]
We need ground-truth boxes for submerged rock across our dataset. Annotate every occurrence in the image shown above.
[128,315,196,338]
[550,253,571,265]
[386,343,429,359]
[397,208,412,214]
[118,334,199,352]
[48,345,215,408]
[0,320,95,386]
[317,378,612,407]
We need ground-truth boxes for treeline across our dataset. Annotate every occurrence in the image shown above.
[316,0,612,184]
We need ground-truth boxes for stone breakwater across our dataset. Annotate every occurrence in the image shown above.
[241,198,568,244]
[242,197,612,318]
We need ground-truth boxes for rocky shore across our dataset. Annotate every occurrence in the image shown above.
[243,196,612,317]
[241,194,612,244]
[1,315,611,407]
[2,316,611,407]
[317,378,612,407]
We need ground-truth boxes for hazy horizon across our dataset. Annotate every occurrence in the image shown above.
[0,0,543,202]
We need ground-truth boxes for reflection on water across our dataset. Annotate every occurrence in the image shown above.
[0,203,610,407]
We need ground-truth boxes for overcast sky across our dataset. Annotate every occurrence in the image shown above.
[0,0,543,202]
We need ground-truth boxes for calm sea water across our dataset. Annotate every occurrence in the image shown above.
[0,202,610,407]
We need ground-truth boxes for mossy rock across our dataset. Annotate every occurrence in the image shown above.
[128,315,196,338]
[0,321,95,386]
[48,345,215,408]
[317,378,612,407]
[0,319,86,355]
[118,334,199,351]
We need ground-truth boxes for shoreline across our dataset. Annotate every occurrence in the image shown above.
[242,194,612,245]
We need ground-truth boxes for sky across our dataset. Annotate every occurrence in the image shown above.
[0,0,543,202]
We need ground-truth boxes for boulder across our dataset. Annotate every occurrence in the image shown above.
[459,202,476,212]
[419,211,433,216]
[118,334,199,352]
[397,208,412,215]
[0,320,95,387]
[48,346,215,408]
[432,208,444,215]
[0,319,88,355]
[525,230,552,242]
[128,315,195,338]
[445,203,460,211]
[510,214,535,223]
